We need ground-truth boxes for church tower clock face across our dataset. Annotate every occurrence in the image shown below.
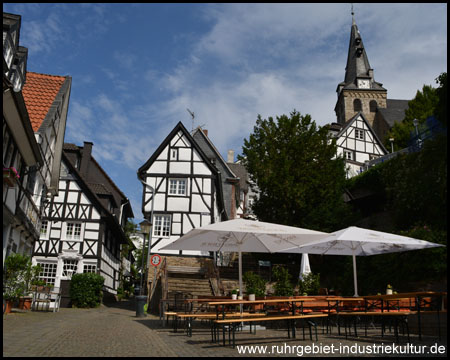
[357,79,370,89]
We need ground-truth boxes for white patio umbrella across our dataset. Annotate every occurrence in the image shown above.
[299,253,311,281]
[280,226,445,296]
[160,218,329,298]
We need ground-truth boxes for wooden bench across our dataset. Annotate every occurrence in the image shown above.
[214,314,329,348]
[335,311,412,342]
[170,312,264,337]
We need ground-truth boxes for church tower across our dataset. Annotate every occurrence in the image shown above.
[334,11,387,127]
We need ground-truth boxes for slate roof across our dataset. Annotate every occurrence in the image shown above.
[339,19,386,92]
[378,99,410,127]
[228,162,248,192]
[22,71,67,131]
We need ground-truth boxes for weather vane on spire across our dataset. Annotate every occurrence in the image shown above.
[351,3,355,24]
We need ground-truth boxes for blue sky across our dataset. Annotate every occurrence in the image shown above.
[4,3,447,224]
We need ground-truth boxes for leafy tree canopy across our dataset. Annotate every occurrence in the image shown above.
[434,72,447,127]
[239,110,351,232]
[385,84,438,150]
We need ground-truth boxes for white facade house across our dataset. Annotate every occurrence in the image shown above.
[138,122,225,257]
[330,112,387,178]
[32,143,133,302]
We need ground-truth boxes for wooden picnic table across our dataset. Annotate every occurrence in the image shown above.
[208,297,317,320]
[362,291,447,340]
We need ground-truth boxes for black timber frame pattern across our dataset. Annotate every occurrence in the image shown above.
[33,150,128,293]
[138,121,227,256]
[336,112,388,163]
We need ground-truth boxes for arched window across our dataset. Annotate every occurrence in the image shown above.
[370,100,377,112]
[353,99,362,112]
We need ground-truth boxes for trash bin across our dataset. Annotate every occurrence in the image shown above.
[135,295,147,317]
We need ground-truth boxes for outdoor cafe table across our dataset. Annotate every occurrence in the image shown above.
[184,297,239,313]
[208,298,317,320]
[208,298,319,344]
[363,291,447,340]
[325,297,366,335]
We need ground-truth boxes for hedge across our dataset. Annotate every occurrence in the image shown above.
[70,273,104,308]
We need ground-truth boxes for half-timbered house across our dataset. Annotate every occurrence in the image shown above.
[3,12,44,263]
[32,142,133,303]
[137,122,226,257]
[329,112,387,178]
[3,12,71,264]
[191,128,241,220]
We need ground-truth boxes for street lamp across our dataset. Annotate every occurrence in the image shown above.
[389,138,394,153]
[139,219,152,296]
[137,173,155,313]
[412,118,422,148]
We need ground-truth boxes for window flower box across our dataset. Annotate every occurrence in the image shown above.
[3,167,20,187]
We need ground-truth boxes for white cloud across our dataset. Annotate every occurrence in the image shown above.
[143,2,446,160]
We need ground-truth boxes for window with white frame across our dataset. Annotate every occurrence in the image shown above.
[83,263,97,273]
[65,222,82,241]
[344,150,354,161]
[355,129,365,140]
[153,215,171,237]
[36,262,57,285]
[169,179,187,195]
[62,259,79,278]
[170,148,178,160]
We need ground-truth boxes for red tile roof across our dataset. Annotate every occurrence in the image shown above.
[22,72,67,132]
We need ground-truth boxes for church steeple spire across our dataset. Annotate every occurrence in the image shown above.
[334,9,387,127]
[343,13,373,87]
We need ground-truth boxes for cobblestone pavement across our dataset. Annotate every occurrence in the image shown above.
[3,300,447,357]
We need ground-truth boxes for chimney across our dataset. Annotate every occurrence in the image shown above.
[80,141,93,176]
[227,149,235,163]
[202,129,208,137]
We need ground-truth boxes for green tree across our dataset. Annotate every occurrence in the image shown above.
[118,220,137,298]
[239,110,350,232]
[385,84,439,150]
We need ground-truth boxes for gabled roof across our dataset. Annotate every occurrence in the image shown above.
[337,111,388,154]
[63,142,134,219]
[138,121,218,177]
[61,147,130,244]
[191,127,237,179]
[22,71,67,131]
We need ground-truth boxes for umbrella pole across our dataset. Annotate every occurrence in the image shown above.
[352,254,359,297]
[239,250,243,314]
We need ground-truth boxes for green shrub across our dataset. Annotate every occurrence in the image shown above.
[243,271,266,296]
[298,272,321,295]
[70,273,104,308]
[3,254,44,301]
[272,265,294,296]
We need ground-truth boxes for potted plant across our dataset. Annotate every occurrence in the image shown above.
[3,167,20,187]
[298,272,321,296]
[3,254,43,311]
[386,284,393,295]
[272,265,294,296]
[243,271,266,301]
[231,289,238,300]
[3,254,28,312]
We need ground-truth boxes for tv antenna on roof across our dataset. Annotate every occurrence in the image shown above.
[187,108,195,131]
